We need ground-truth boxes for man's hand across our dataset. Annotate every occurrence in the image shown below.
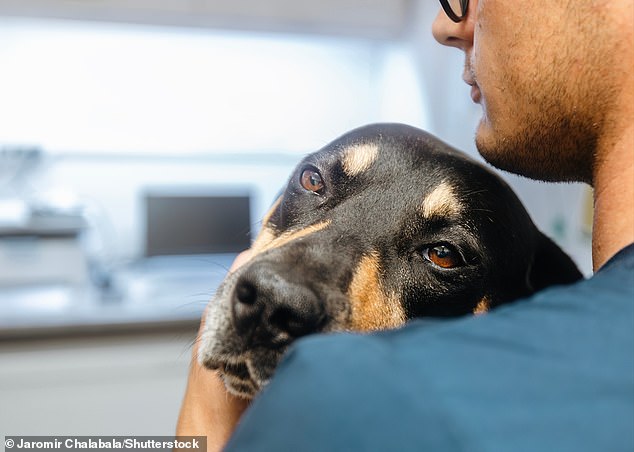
[176,251,253,451]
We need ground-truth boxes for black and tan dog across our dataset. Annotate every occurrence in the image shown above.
[199,123,581,398]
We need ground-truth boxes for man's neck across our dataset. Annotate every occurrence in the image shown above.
[592,123,634,271]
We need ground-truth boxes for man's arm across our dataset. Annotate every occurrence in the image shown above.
[176,353,248,450]
[176,251,253,451]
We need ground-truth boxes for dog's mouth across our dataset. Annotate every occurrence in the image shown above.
[199,265,344,399]
[205,348,285,399]
[218,360,260,398]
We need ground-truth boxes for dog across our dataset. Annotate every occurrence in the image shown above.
[198,123,582,399]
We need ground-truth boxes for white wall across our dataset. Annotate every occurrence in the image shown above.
[0,17,377,154]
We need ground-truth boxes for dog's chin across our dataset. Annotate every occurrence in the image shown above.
[218,361,262,399]
[206,348,285,400]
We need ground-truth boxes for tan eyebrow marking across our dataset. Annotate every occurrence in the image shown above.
[348,252,406,331]
[250,196,283,255]
[250,227,277,256]
[251,220,331,259]
[473,296,490,316]
[421,181,463,219]
[342,143,379,177]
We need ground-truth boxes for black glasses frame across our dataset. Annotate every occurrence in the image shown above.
[439,0,469,23]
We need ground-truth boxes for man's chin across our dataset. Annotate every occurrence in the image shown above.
[475,122,546,180]
[475,126,591,184]
[474,121,510,172]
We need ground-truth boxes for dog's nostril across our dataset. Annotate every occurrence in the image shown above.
[236,281,257,305]
[270,305,322,339]
[270,307,298,337]
[232,279,263,336]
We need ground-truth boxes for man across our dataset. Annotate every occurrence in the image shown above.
[177,1,634,450]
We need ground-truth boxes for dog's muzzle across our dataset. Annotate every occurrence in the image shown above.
[199,259,331,398]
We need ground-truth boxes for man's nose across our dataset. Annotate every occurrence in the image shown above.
[431,5,474,51]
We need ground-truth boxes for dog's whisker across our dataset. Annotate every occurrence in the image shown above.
[469,208,495,214]
[180,340,197,358]
[184,291,216,299]
[172,299,214,313]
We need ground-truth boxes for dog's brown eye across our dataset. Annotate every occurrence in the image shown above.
[300,168,324,193]
[424,245,462,269]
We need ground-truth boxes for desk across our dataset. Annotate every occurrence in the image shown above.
[0,253,234,339]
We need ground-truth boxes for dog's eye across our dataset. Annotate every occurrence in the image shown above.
[423,244,463,269]
[300,168,325,193]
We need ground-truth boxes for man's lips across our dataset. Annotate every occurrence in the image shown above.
[470,84,482,103]
[463,64,481,104]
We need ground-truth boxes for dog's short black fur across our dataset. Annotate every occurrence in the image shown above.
[199,123,582,398]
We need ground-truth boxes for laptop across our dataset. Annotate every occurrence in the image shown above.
[123,189,253,305]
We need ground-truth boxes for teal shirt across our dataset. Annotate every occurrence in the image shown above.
[227,244,634,452]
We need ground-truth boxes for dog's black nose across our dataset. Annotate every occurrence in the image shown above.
[232,265,325,346]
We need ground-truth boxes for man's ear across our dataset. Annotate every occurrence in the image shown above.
[527,232,583,293]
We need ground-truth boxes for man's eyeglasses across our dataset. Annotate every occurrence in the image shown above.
[439,0,469,22]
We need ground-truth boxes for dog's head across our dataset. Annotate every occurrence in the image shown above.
[198,123,581,398]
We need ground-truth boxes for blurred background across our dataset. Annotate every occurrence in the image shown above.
[0,0,592,435]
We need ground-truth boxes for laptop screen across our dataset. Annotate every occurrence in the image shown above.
[145,193,251,257]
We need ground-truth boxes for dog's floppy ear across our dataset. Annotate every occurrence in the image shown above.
[527,232,583,292]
